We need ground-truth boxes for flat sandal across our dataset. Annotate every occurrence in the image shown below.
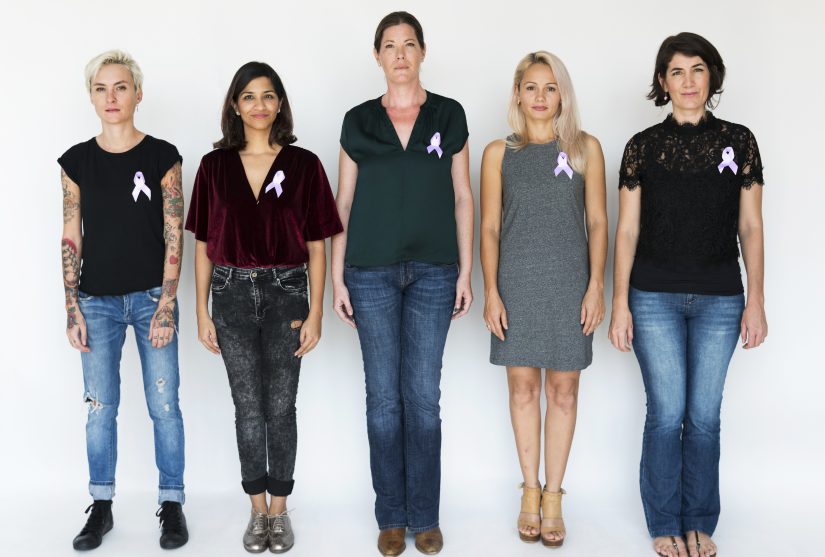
[654,536,679,556]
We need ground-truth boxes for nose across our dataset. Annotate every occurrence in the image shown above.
[106,90,116,104]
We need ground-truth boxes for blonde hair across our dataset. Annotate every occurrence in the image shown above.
[507,51,588,174]
[84,49,144,95]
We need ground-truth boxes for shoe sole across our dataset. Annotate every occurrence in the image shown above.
[413,543,442,555]
[73,521,114,550]
[377,542,406,556]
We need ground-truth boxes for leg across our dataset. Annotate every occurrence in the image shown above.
[401,262,457,533]
[259,270,309,515]
[211,277,268,505]
[541,368,581,542]
[133,290,185,504]
[507,366,542,537]
[682,294,744,556]
[78,294,127,502]
[629,288,689,556]
[345,264,406,530]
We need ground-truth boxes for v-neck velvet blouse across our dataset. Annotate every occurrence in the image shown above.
[340,91,468,268]
[185,145,343,268]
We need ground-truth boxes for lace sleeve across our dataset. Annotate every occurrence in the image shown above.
[619,135,642,191]
[741,129,764,189]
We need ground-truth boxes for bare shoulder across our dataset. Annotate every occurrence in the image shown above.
[585,133,603,152]
[482,139,507,164]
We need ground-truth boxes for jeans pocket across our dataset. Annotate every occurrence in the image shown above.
[211,272,230,292]
[278,273,308,293]
[437,262,458,268]
[146,287,163,302]
[77,291,95,302]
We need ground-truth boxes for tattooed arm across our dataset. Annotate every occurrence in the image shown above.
[150,161,184,349]
[62,169,90,352]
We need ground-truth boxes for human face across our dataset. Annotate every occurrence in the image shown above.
[233,77,281,132]
[659,53,711,113]
[90,64,141,124]
[516,63,561,122]
[374,24,426,85]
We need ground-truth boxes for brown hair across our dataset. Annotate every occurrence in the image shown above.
[213,61,296,150]
[647,32,726,109]
[373,11,425,51]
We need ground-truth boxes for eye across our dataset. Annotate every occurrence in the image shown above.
[243,95,253,100]
[526,86,535,91]
[385,44,393,49]
[695,67,705,72]
[96,87,105,92]
[406,42,415,47]
[548,87,556,92]
[265,94,274,99]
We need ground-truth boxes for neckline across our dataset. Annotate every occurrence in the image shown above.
[234,145,288,203]
[376,90,431,152]
[93,134,149,156]
[663,111,716,135]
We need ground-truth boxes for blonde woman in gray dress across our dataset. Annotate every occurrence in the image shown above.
[480,51,607,548]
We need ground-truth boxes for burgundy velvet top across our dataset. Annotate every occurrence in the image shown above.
[185,145,343,268]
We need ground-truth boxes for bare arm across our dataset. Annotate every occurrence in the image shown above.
[149,162,183,348]
[194,239,219,354]
[608,187,641,351]
[331,146,358,328]
[295,239,326,357]
[581,135,608,336]
[738,185,766,348]
[451,140,474,319]
[62,168,89,352]
[480,140,506,340]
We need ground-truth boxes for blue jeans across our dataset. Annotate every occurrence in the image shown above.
[77,287,185,505]
[344,261,458,532]
[629,287,744,538]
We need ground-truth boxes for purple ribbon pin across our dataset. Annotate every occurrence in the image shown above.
[427,132,443,158]
[132,171,151,201]
[265,170,285,197]
[554,152,573,179]
[718,147,738,175]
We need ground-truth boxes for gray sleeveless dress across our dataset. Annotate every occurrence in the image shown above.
[490,138,592,371]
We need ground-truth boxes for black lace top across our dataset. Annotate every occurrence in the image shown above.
[619,112,764,295]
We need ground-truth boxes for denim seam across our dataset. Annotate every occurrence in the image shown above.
[407,521,439,534]
[89,480,115,486]
[649,529,684,538]
[378,522,408,531]
[158,485,185,490]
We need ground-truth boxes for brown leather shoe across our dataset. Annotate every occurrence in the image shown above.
[377,528,406,556]
[414,527,443,555]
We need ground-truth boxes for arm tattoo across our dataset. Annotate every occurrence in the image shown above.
[161,277,178,298]
[62,169,79,224]
[154,162,184,330]
[62,238,83,329]
[155,303,175,328]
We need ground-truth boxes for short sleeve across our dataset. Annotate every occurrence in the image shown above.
[158,142,183,177]
[184,157,210,242]
[446,101,469,153]
[618,135,642,191]
[57,145,83,187]
[339,111,357,162]
[741,129,764,189]
[303,157,344,242]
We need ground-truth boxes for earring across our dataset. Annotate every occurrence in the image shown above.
[664,93,669,102]
[236,111,240,115]
[136,104,139,112]
[518,100,520,105]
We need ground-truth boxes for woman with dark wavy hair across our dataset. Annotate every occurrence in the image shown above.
[185,62,342,553]
[608,33,767,557]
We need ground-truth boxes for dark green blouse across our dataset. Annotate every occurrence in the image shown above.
[340,91,469,268]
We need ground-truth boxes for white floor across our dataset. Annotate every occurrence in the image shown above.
[0,490,817,557]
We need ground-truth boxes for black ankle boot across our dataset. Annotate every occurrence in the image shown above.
[156,501,189,549]
[72,500,114,550]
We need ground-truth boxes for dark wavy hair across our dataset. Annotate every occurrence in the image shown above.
[648,32,726,109]
[213,61,296,150]
[373,11,425,52]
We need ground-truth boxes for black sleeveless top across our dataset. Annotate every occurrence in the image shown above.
[619,112,764,295]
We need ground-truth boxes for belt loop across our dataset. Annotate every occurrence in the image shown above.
[227,267,233,281]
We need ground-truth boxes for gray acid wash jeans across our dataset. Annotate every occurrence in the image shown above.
[211,264,308,496]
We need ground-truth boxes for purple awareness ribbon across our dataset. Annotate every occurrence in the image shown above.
[265,170,285,197]
[718,147,738,175]
[132,171,151,201]
[427,132,443,158]
[554,152,573,179]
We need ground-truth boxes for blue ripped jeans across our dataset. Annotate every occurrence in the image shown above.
[629,287,744,538]
[77,287,185,505]
[344,261,458,533]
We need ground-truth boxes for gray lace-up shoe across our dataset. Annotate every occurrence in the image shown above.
[268,510,294,553]
[243,509,269,553]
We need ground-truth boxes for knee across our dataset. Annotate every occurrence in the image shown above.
[510,379,541,410]
[684,406,721,434]
[545,379,578,414]
[84,392,114,420]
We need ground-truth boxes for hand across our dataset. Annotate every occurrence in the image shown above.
[741,302,767,349]
[149,301,176,349]
[197,312,221,354]
[295,313,322,357]
[580,285,605,336]
[452,274,473,320]
[66,305,90,352]
[608,304,633,352]
[483,289,508,341]
[332,282,356,329]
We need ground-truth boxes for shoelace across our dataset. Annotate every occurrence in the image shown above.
[270,509,293,534]
[156,502,183,533]
[251,509,267,533]
[79,502,107,535]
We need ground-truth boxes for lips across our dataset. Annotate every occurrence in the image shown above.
[533,106,548,111]
[251,114,268,119]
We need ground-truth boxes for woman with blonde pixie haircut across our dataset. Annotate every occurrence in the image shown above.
[480,51,607,548]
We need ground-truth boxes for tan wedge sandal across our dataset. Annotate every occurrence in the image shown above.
[540,488,567,548]
[517,483,542,543]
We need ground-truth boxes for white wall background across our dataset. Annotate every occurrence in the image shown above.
[1,1,823,555]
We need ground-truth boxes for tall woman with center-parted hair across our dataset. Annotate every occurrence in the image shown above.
[480,51,607,549]
[331,11,474,557]
[185,62,342,554]
[608,33,767,557]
